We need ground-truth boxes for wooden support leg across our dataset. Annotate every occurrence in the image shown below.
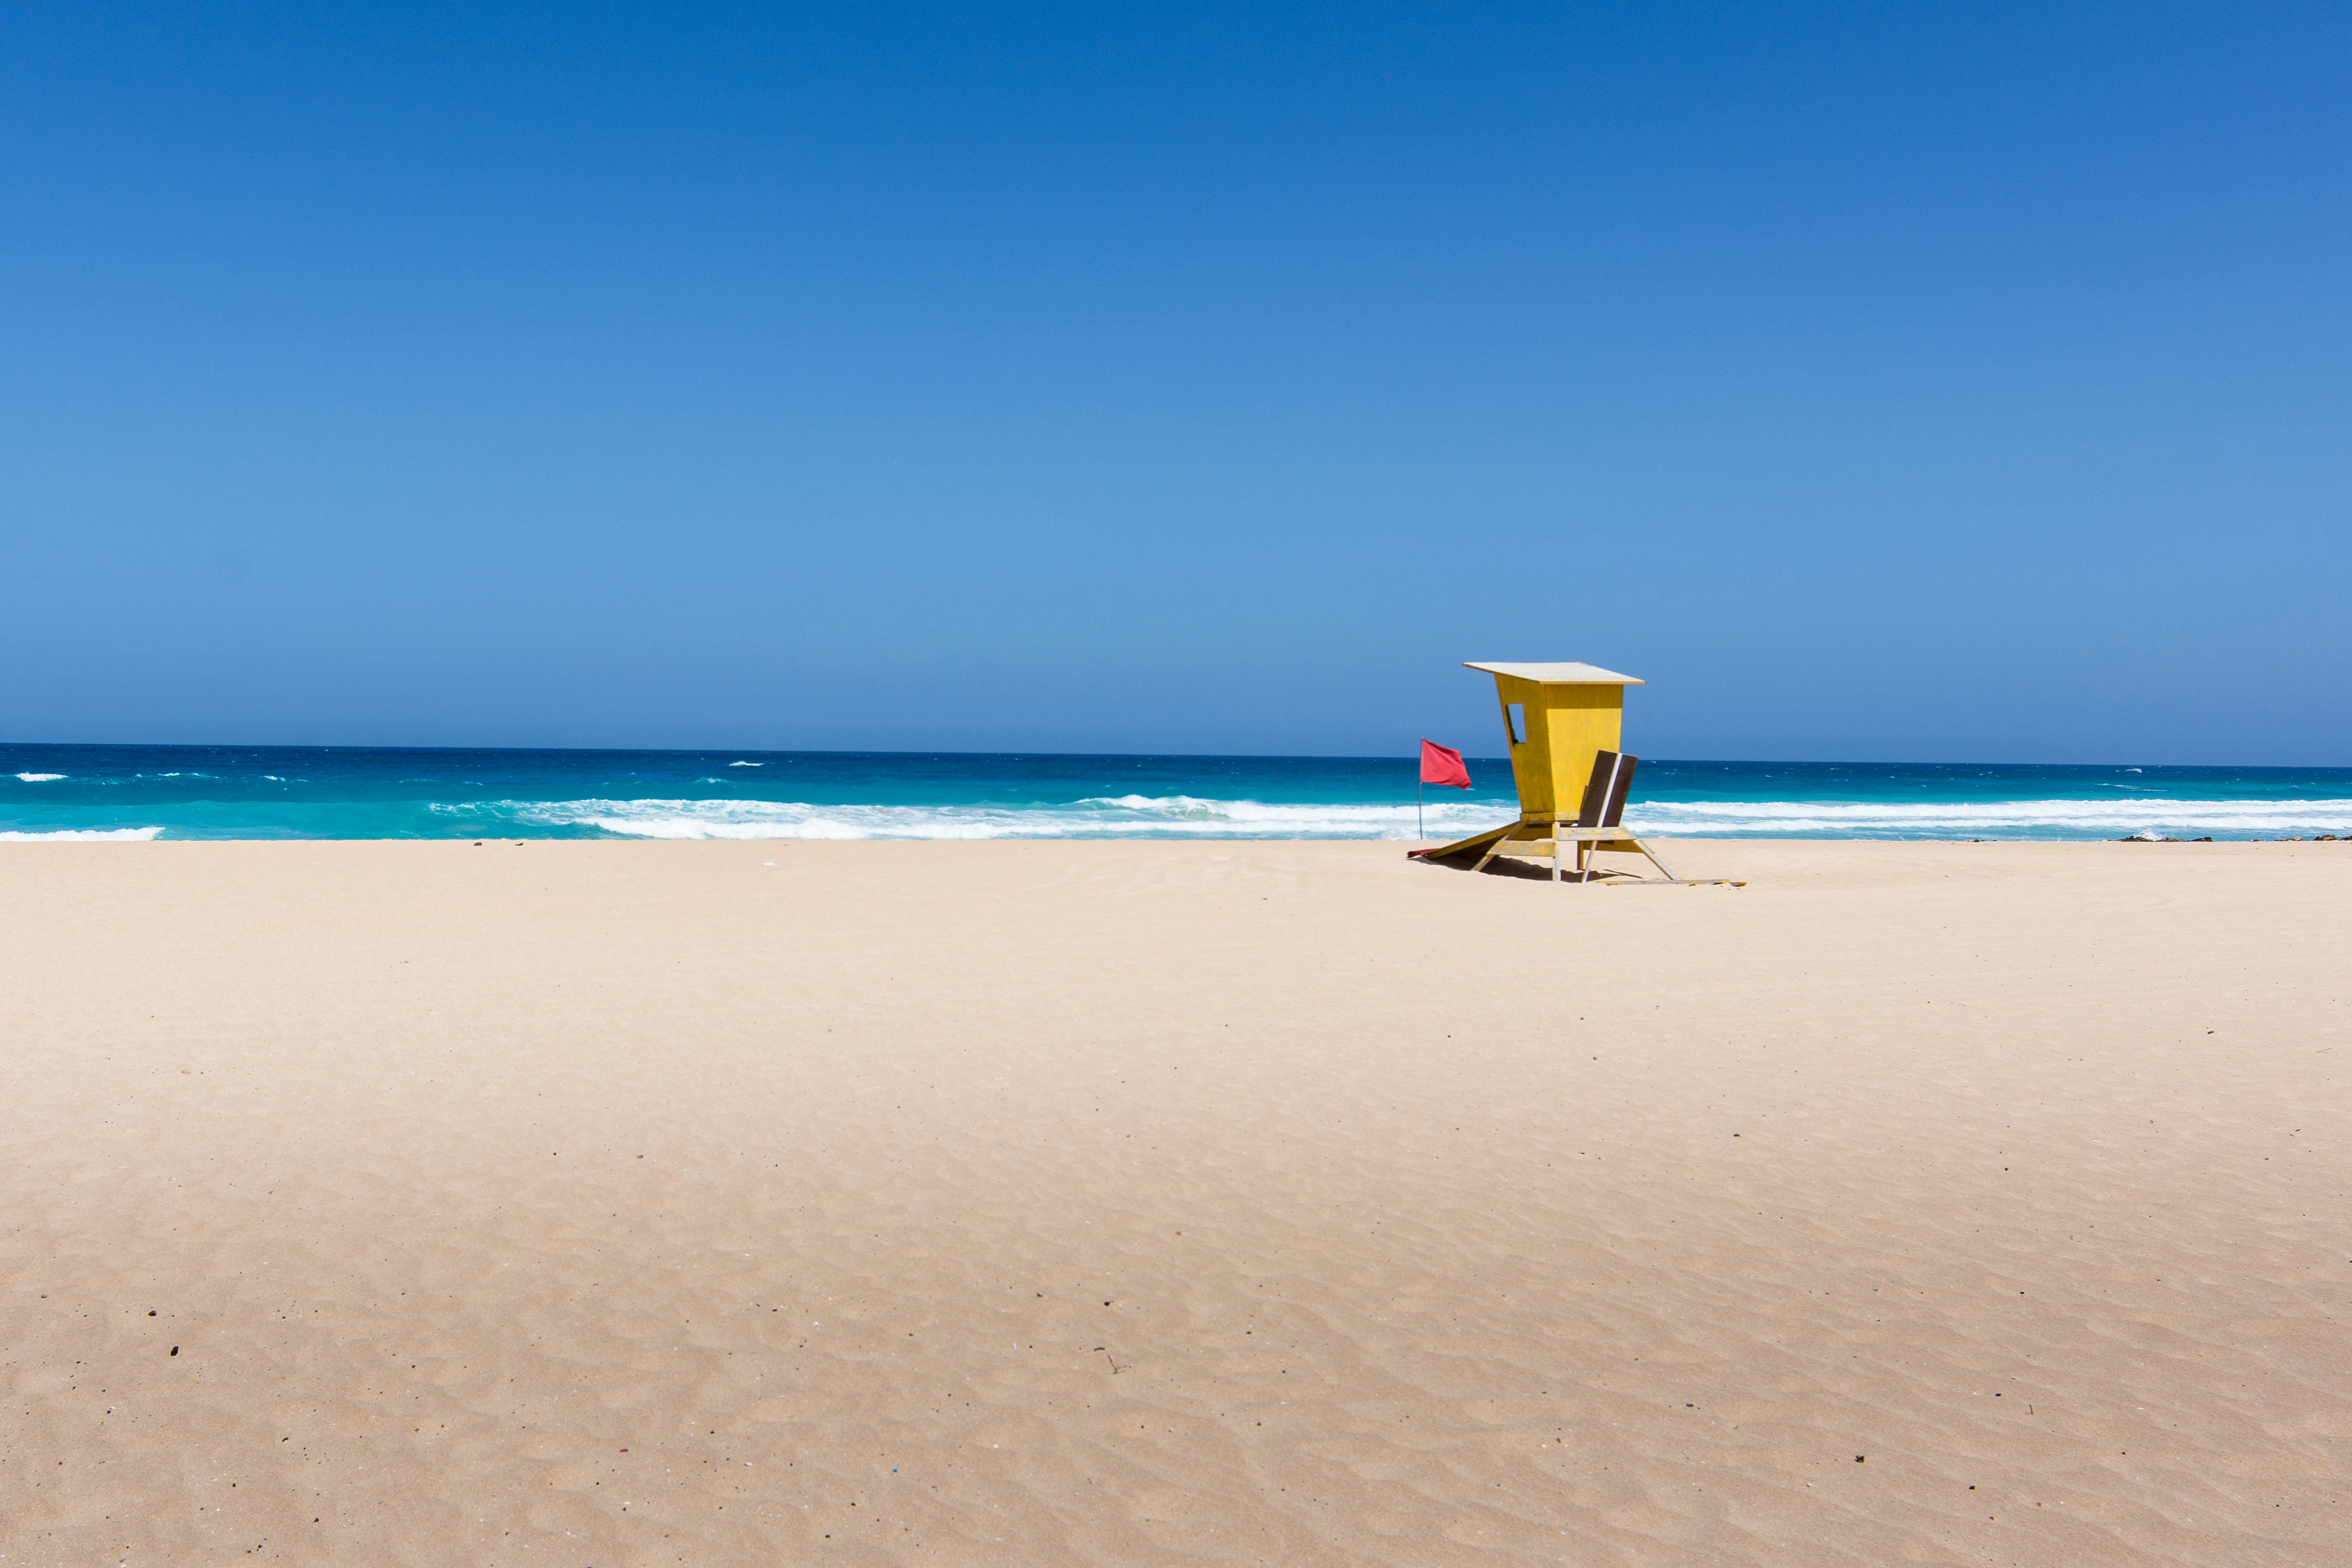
[1637,839,1678,882]
[1472,831,1520,874]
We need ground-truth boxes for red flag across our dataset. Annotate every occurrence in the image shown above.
[1419,739,1471,789]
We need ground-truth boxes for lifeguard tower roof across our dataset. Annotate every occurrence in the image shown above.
[1463,661,1644,685]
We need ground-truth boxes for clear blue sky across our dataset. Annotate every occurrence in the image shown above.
[5,3,2346,763]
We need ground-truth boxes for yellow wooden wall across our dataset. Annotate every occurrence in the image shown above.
[1493,676,1625,821]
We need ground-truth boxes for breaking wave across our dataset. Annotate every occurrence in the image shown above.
[409,792,2352,841]
[1630,796,2352,837]
[437,795,1511,841]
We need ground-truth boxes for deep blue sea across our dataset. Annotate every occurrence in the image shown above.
[4,744,2349,841]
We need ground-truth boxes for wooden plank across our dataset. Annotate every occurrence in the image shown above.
[1414,822,1516,860]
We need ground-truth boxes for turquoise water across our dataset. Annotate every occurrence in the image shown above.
[5,744,2349,841]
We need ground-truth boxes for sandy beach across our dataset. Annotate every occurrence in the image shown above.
[2,837,2344,1565]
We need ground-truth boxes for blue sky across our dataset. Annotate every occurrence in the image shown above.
[5,2,2347,762]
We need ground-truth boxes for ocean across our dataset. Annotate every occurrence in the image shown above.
[4,743,2349,842]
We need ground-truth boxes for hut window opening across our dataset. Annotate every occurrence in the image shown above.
[1506,703,1526,745]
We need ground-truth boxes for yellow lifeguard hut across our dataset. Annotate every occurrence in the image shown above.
[1421,661,1682,882]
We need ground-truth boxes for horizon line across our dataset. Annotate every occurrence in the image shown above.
[6,738,2350,774]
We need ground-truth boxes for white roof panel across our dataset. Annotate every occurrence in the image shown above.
[1464,661,1644,685]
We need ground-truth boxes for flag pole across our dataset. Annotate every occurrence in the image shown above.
[1417,775,1424,842]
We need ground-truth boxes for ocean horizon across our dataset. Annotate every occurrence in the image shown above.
[5,743,2349,843]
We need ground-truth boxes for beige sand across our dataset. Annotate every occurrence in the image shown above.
[2,838,2345,1566]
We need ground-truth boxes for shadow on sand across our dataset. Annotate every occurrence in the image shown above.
[1408,849,1642,883]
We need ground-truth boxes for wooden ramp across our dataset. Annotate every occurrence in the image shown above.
[1408,822,1516,861]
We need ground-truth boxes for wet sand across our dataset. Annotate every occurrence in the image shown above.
[2,838,2346,1565]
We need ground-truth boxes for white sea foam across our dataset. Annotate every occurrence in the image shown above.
[439,795,1506,841]
[1626,796,2352,837]
[0,826,164,841]
[13,773,66,782]
[729,761,763,766]
[423,793,2352,842]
